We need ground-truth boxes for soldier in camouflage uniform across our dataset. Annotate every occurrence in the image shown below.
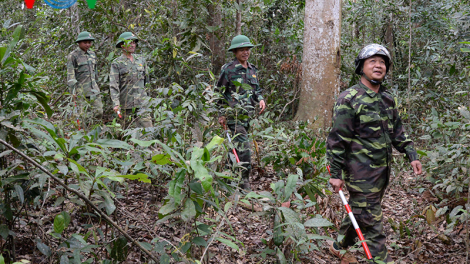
[110,32,152,128]
[216,35,266,190]
[67,31,103,123]
[326,44,423,264]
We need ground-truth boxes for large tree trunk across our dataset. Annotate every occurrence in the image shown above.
[294,0,342,130]
[208,1,225,75]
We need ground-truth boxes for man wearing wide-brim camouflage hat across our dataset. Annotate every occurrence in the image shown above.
[110,32,152,128]
[67,31,103,125]
[215,35,266,191]
[326,44,423,263]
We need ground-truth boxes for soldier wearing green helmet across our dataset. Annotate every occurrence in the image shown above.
[67,31,103,124]
[110,32,152,128]
[216,35,266,190]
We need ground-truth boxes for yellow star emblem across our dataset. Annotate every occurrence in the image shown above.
[252,75,256,78]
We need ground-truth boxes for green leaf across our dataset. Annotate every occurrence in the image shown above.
[54,214,66,234]
[0,225,9,239]
[215,237,239,251]
[304,217,333,227]
[27,91,52,118]
[168,169,185,205]
[2,25,23,65]
[94,139,132,149]
[181,199,196,222]
[14,185,24,204]
[206,135,224,150]
[36,240,52,257]
[461,48,470,52]
[0,254,4,264]
[202,147,210,162]
[152,154,172,165]
[159,199,176,215]
[189,181,203,195]
[60,211,71,228]
[129,138,157,147]
[191,237,207,247]
[283,174,298,202]
[116,173,151,183]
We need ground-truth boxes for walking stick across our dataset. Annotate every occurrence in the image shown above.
[224,124,240,163]
[327,165,373,260]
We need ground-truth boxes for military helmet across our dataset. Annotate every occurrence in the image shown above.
[354,44,392,75]
[76,31,95,43]
[228,35,255,51]
[116,32,139,48]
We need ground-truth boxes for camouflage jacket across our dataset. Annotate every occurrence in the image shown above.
[326,82,418,195]
[215,58,264,123]
[67,47,99,97]
[109,54,149,109]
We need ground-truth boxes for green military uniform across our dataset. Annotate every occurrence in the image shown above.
[327,82,418,262]
[110,32,152,128]
[216,35,264,189]
[67,32,103,120]
[327,44,418,263]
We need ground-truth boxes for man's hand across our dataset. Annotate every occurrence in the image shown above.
[411,160,422,175]
[113,105,120,113]
[218,116,226,127]
[329,178,344,193]
[259,100,266,114]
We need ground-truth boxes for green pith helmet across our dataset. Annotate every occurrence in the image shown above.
[116,32,139,48]
[75,31,95,43]
[228,35,255,51]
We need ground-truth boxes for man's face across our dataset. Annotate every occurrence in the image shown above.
[234,47,251,63]
[78,40,93,52]
[362,55,387,81]
[122,40,137,54]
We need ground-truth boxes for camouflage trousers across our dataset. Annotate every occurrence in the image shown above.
[75,95,103,126]
[123,109,153,128]
[227,123,251,180]
[338,191,394,264]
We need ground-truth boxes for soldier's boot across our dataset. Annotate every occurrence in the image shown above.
[240,169,251,191]
[328,241,358,264]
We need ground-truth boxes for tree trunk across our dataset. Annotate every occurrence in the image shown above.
[294,0,342,130]
[208,1,225,75]
[235,0,242,35]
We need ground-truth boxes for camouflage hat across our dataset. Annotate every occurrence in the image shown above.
[354,44,392,75]
[228,35,255,51]
[76,31,95,43]
[116,32,139,48]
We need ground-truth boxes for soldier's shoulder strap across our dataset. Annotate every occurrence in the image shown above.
[338,84,362,102]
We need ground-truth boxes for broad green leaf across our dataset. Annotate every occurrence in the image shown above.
[461,48,470,52]
[27,91,52,118]
[94,139,132,149]
[304,217,333,228]
[2,25,23,65]
[215,237,239,251]
[0,225,9,239]
[0,254,4,264]
[181,199,196,222]
[130,138,157,147]
[159,199,176,215]
[283,174,298,202]
[36,240,52,257]
[169,169,185,205]
[152,154,172,165]
[54,214,66,234]
[206,135,224,150]
[14,185,24,204]
[116,173,151,183]
[67,159,90,177]
[191,237,207,247]
[189,181,203,195]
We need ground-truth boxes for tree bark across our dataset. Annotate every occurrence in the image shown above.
[235,0,242,35]
[208,1,225,75]
[294,0,342,130]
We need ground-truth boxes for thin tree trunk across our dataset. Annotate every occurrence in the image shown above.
[294,0,342,130]
[208,1,225,75]
[235,0,242,35]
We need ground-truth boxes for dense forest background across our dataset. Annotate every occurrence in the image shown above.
[0,0,469,263]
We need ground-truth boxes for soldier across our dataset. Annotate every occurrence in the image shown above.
[326,44,423,263]
[110,32,152,128]
[67,31,103,123]
[216,35,266,190]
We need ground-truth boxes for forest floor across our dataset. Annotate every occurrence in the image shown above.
[12,160,468,264]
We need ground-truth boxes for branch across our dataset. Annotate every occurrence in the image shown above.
[0,139,159,263]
